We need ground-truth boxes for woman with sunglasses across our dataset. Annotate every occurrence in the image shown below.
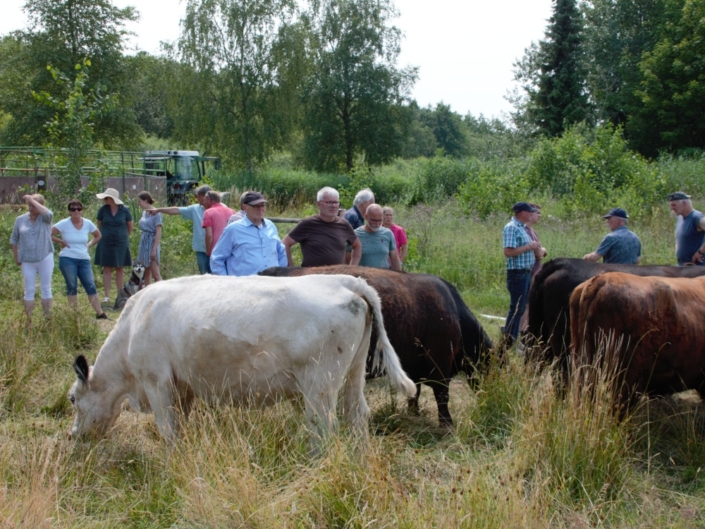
[52,199,108,319]
[94,188,133,304]
[10,194,54,318]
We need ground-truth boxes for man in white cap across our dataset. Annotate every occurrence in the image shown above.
[210,191,286,276]
[583,208,641,264]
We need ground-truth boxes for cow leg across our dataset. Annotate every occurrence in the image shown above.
[302,385,338,447]
[407,384,421,415]
[431,382,453,428]
[341,361,371,440]
[144,380,179,441]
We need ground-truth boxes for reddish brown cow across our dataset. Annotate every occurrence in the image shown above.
[570,272,705,409]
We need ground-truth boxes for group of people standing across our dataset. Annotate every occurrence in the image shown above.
[501,190,705,346]
[11,187,164,319]
[10,184,410,318]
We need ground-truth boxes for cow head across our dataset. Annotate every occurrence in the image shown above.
[68,355,121,439]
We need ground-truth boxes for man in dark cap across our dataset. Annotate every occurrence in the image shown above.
[210,191,287,276]
[668,191,705,265]
[502,202,542,345]
[583,208,642,264]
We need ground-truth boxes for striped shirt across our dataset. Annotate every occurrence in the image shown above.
[503,216,535,271]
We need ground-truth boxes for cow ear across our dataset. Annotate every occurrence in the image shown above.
[73,355,89,384]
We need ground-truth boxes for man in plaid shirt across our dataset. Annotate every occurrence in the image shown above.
[502,202,542,345]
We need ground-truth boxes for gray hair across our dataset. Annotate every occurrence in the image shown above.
[353,188,374,206]
[195,185,212,197]
[205,190,221,203]
[382,206,394,215]
[317,187,339,202]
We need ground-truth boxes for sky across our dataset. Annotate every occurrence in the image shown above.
[0,0,554,120]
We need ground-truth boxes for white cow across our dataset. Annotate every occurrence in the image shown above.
[69,274,416,443]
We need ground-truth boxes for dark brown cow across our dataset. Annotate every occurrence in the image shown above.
[526,258,705,373]
[259,266,493,426]
[570,272,705,408]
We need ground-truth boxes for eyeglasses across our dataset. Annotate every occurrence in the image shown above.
[69,207,83,212]
[322,201,340,206]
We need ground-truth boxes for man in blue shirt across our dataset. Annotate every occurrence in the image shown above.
[503,202,542,345]
[210,192,287,276]
[583,208,642,264]
[668,191,705,266]
[343,188,374,229]
[151,185,211,274]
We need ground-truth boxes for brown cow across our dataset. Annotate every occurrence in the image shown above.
[569,271,705,409]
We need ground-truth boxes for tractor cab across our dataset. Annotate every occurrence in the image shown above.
[143,150,220,205]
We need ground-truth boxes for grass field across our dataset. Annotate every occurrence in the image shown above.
[1,198,704,527]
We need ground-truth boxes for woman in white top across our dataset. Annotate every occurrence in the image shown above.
[10,194,54,318]
[52,199,108,319]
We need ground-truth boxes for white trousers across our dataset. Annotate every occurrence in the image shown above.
[21,252,54,300]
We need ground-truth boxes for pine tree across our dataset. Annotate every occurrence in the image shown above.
[515,0,591,137]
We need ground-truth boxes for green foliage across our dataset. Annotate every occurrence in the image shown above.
[300,0,417,172]
[515,0,591,136]
[177,0,299,171]
[33,60,116,199]
[457,162,531,220]
[0,0,141,148]
[630,0,705,156]
[522,124,666,217]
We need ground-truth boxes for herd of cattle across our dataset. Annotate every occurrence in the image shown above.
[69,260,705,444]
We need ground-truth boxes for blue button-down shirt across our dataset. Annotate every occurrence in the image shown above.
[595,225,642,264]
[210,216,287,276]
[503,216,536,271]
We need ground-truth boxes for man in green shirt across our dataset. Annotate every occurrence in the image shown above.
[348,204,402,271]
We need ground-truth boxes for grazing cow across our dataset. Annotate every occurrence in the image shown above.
[526,258,705,373]
[69,275,416,444]
[259,266,493,426]
[569,272,705,409]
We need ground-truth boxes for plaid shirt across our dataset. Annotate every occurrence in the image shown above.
[503,216,535,270]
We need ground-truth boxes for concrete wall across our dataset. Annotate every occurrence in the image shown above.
[0,174,167,204]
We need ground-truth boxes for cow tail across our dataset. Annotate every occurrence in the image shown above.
[352,279,417,398]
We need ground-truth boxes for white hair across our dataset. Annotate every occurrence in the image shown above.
[353,188,374,206]
[317,187,339,202]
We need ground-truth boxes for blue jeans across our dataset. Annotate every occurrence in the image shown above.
[505,269,531,341]
[59,256,98,296]
[196,251,211,274]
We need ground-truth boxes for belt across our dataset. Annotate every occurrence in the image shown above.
[506,269,531,273]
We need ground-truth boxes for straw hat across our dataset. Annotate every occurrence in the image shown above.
[96,188,123,205]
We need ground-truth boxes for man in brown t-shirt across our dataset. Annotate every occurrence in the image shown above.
[283,187,362,267]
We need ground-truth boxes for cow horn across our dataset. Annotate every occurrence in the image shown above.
[73,355,89,383]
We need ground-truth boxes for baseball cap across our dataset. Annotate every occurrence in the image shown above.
[513,202,538,213]
[667,191,691,201]
[242,191,267,206]
[602,208,628,219]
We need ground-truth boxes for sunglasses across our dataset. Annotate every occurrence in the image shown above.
[69,207,83,212]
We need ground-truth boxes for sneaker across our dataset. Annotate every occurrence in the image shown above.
[96,312,109,320]
[101,297,110,304]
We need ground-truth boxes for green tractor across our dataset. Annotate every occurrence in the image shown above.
[143,150,220,205]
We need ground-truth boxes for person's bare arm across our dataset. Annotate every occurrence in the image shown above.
[345,250,352,264]
[11,244,20,265]
[349,238,362,266]
[389,250,402,271]
[23,195,48,216]
[399,244,408,262]
[504,241,540,258]
[205,226,213,255]
[88,229,101,249]
[151,207,181,216]
[127,220,133,236]
[51,226,69,248]
[282,234,298,266]
[583,252,602,262]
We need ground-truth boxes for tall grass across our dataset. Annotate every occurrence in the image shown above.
[1,198,705,527]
